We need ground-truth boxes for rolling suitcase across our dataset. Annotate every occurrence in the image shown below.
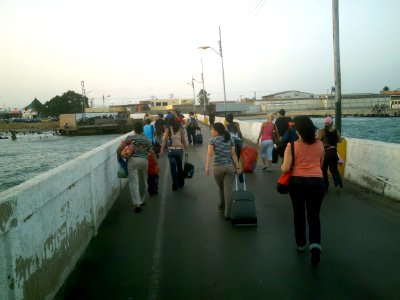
[230,173,257,226]
[195,129,203,144]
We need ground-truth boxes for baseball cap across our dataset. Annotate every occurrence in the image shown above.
[324,116,333,125]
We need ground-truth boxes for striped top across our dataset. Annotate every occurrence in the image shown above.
[124,134,152,159]
[209,135,235,166]
[261,122,274,141]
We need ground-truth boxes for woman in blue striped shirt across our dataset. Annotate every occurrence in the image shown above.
[206,122,242,220]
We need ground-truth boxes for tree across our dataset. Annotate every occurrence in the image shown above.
[382,86,390,92]
[25,98,45,116]
[197,89,210,111]
[43,90,89,116]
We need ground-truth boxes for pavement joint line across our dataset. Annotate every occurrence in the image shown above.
[147,155,170,300]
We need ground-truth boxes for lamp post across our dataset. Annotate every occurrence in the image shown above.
[198,26,227,116]
[187,76,196,112]
[103,94,111,113]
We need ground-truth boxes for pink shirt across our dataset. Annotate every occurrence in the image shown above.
[291,140,324,178]
[261,122,274,141]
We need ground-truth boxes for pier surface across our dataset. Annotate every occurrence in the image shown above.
[56,125,400,300]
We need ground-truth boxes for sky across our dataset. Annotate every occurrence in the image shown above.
[1,0,399,109]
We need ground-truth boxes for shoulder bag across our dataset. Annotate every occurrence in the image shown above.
[277,142,294,194]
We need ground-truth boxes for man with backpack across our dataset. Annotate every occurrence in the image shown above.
[186,112,199,145]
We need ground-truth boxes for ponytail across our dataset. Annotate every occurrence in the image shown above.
[212,122,231,142]
[223,130,231,143]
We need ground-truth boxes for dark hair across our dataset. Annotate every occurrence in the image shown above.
[133,121,144,134]
[225,113,234,123]
[293,116,317,144]
[278,109,285,116]
[189,111,194,116]
[170,120,180,134]
[212,122,230,142]
[145,118,151,124]
[158,113,163,118]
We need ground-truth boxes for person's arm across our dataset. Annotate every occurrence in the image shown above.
[257,123,264,145]
[160,128,169,155]
[205,144,214,176]
[231,145,242,174]
[320,142,325,168]
[317,129,324,141]
[181,128,189,153]
[281,143,292,173]
[273,124,280,142]
[236,123,243,138]
[336,130,342,143]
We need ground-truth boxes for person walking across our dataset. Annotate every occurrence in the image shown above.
[317,116,343,193]
[275,109,289,138]
[185,112,199,145]
[206,122,242,220]
[147,150,159,196]
[225,113,243,161]
[154,113,166,145]
[281,116,325,266]
[116,122,153,213]
[160,120,189,191]
[143,118,155,142]
[257,114,279,172]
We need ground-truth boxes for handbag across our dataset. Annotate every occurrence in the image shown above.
[117,166,128,178]
[183,156,194,179]
[120,144,134,159]
[277,142,294,194]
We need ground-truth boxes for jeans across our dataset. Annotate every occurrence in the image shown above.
[234,139,243,161]
[186,127,197,145]
[168,149,184,189]
[213,164,235,218]
[127,157,148,206]
[289,176,324,248]
[322,148,343,190]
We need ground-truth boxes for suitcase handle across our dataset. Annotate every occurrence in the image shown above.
[235,173,246,191]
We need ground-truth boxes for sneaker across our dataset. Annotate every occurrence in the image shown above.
[262,166,268,171]
[336,186,342,193]
[310,248,321,266]
[297,245,307,253]
[266,168,272,172]
[134,206,142,213]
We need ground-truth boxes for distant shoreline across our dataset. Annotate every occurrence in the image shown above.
[0,121,59,133]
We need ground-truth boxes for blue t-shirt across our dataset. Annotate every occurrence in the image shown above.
[143,124,154,142]
[209,136,235,166]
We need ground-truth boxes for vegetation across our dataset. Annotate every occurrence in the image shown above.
[26,91,89,117]
[197,89,210,111]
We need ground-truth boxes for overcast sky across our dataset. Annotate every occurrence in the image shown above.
[1,0,399,109]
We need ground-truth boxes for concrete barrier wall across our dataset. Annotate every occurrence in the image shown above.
[344,138,400,201]
[0,135,128,300]
[197,115,400,201]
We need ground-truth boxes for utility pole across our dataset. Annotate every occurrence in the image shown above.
[201,58,206,116]
[332,0,342,132]
[81,81,85,123]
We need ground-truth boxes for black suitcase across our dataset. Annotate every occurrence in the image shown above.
[195,129,203,144]
[230,174,257,226]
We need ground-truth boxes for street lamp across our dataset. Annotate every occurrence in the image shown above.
[187,77,196,112]
[103,94,111,113]
[198,26,227,115]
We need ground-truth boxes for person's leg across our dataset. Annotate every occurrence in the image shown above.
[223,165,235,218]
[154,174,159,194]
[127,158,141,210]
[235,140,243,161]
[327,150,343,190]
[305,178,325,265]
[266,140,274,170]
[289,178,307,248]
[168,151,178,190]
[213,165,225,211]
[260,140,268,169]
[176,150,184,188]
[187,128,193,144]
[137,158,148,204]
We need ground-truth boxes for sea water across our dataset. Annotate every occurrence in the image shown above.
[242,117,400,144]
[0,117,398,193]
[0,133,120,193]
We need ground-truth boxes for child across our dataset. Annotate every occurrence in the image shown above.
[147,151,159,196]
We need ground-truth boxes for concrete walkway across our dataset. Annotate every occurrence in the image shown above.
[56,125,400,300]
